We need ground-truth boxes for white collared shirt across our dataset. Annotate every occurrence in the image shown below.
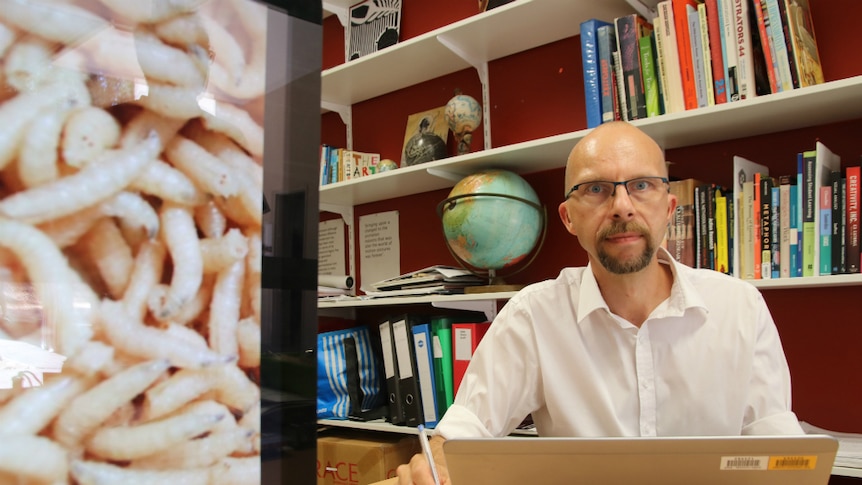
[436,248,803,439]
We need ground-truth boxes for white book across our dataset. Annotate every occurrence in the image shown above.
[731,0,756,100]
[698,3,715,106]
[733,156,769,279]
[656,1,685,113]
[718,0,740,101]
[813,142,841,276]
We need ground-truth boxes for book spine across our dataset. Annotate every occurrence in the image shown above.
[715,189,730,274]
[839,174,847,273]
[707,184,717,269]
[687,5,708,108]
[697,3,715,106]
[779,176,792,277]
[777,0,800,88]
[830,170,843,274]
[719,0,741,100]
[733,0,756,100]
[759,176,773,279]
[819,185,832,275]
[580,19,605,128]
[752,0,778,93]
[612,49,629,120]
[771,186,780,278]
[753,172,763,279]
[783,0,825,87]
[705,0,728,104]
[615,14,650,120]
[657,1,686,113]
[597,25,617,124]
[847,166,861,273]
[765,0,793,91]
[801,151,816,277]
[672,0,699,109]
[639,34,662,117]
[742,181,755,278]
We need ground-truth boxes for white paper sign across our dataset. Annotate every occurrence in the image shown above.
[318,219,346,276]
[359,210,400,291]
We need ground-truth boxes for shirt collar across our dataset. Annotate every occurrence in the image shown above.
[574,247,709,325]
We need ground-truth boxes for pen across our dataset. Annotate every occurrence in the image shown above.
[417,425,441,485]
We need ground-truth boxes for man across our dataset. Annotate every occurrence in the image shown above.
[397,121,803,484]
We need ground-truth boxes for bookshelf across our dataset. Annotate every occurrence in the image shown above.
[319,0,862,480]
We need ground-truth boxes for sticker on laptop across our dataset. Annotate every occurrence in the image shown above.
[720,455,818,471]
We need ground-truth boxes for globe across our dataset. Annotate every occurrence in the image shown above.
[437,169,545,288]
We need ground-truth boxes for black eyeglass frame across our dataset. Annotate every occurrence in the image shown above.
[564,176,671,201]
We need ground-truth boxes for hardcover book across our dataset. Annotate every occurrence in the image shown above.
[580,19,614,128]
[846,164,861,273]
[667,178,705,268]
[718,0,741,101]
[638,33,662,117]
[614,14,653,120]
[783,0,825,87]
[704,0,728,103]
[672,0,700,109]
[655,1,686,113]
[596,24,618,123]
[764,0,794,91]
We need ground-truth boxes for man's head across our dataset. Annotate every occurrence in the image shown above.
[557,122,676,275]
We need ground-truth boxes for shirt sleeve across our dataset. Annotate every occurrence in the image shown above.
[741,291,804,435]
[435,296,543,439]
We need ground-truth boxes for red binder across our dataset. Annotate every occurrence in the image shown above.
[452,322,492,395]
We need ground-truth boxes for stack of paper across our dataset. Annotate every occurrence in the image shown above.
[363,265,485,297]
[801,421,862,469]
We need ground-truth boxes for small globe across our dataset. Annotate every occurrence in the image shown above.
[438,169,543,275]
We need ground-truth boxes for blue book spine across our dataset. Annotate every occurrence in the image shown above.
[789,183,799,277]
[820,186,832,275]
[580,19,612,128]
[596,24,617,124]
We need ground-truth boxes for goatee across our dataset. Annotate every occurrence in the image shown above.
[597,222,654,274]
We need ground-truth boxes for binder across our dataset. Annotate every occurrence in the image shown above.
[452,321,492,395]
[412,322,439,427]
[430,316,455,418]
[378,319,405,424]
[391,315,424,427]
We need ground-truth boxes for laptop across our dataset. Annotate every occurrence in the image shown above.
[443,435,838,485]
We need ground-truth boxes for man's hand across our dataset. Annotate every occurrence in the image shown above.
[396,436,450,484]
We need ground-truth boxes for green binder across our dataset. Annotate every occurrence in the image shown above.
[430,316,455,418]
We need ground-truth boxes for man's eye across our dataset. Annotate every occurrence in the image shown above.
[631,180,650,191]
[585,183,605,194]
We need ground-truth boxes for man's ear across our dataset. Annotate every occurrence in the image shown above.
[558,202,577,236]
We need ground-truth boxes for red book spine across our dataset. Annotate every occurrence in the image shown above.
[672,0,699,110]
[704,0,727,104]
[846,166,861,273]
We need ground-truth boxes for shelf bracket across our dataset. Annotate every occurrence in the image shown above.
[321,101,353,150]
[435,34,492,151]
[320,203,356,295]
[425,167,470,182]
[432,299,499,321]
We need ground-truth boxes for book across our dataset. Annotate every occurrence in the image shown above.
[452,321,492,395]
[759,175,775,279]
[430,316,455,417]
[764,0,794,91]
[733,0,756,100]
[732,156,769,279]
[776,0,800,88]
[770,185,781,278]
[783,0,825,87]
[391,314,424,427]
[847,164,861,273]
[704,0,727,104]
[830,170,845,274]
[687,4,709,108]
[639,33,662,117]
[612,49,628,120]
[411,323,439,427]
[596,24,618,124]
[820,185,832,275]
[697,3,715,106]
[752,0,779,93]
[320,144,332,186]
[778,175,795,278]
[715,187,730,274]
[667,178,705,267]
[800,150,816,277]
[614,14,653,120]
[789,181,800,277]
[672,0,700,109]
[718,0,741,101]
[580,19,613,128]
[378,319,405,425]
[655,1,686,113]
[813,142,842,275]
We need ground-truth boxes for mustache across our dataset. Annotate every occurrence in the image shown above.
[598,222,649,239]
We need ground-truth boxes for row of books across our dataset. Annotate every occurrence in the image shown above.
[319,144,381,185]
[580,0,825,128]
[666,142,862,279]
[378,314,490,428]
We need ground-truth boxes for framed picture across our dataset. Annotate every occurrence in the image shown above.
[347,0,402,61]
[401,107,449,166]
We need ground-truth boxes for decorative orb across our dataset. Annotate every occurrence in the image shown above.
[403,132,447,166]
[377,159,398,172]
[444,93,482,155]
[438,169,544,272]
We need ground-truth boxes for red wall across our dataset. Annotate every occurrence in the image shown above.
[322,0,862,432]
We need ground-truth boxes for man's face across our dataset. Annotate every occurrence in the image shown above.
[557,126,676,275]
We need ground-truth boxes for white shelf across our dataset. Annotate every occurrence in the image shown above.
[748,273,862,290]
[318,291,518,309]
[321,0,635,109]
[833,466,862,479]
[320,75,862,207]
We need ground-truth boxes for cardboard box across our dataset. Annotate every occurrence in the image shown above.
[317,431,420,485]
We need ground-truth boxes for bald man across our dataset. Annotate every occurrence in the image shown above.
[397,122,803,485]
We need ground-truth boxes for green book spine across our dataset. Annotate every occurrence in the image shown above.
[430,317,454,417]
[639,33,661,117]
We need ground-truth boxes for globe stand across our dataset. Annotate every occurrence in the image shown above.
[437,192,547,294]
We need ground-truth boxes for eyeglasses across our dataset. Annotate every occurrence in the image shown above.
[564,176,670,206]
